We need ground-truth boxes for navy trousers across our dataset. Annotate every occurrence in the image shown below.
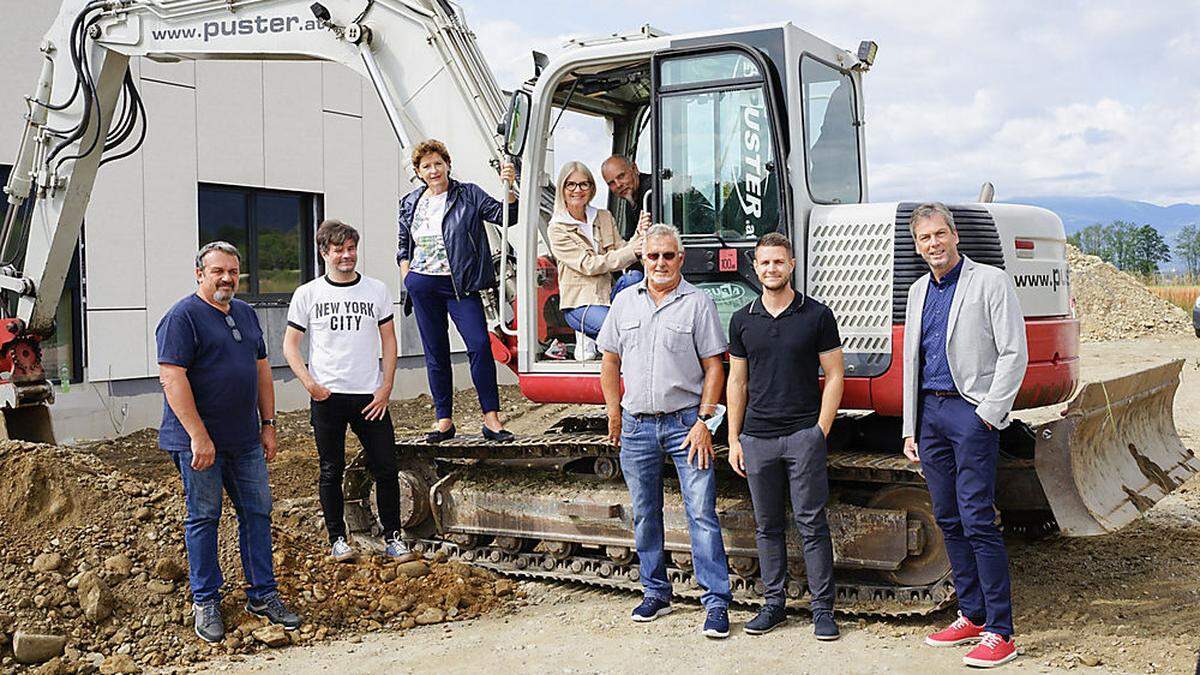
[918,392,1014,637]
[404,272,500,419]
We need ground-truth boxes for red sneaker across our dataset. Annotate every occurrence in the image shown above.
[924,612,984,647]
[963,632,1017,668]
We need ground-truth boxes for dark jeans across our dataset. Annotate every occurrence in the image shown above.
[919,392,1014,637]
[404,271,500,419]
[741,425,835,611]
[619,407,732,610]
[311,393,401,543]
[170,445,276,605]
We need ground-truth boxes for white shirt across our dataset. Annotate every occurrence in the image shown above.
[410,191,451,275]
[287,273,394,394]
[551,205,600,253]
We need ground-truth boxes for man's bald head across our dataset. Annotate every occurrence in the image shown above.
[601,155,640,201]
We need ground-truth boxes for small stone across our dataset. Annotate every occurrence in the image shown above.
[414,607,445,625]
[76,571,114,622]
[145,580,174,595]
[12,631,68,664]
[379,596,414,614]
[103,555,133,577]
[133,507,153,522]
[1080,655,1102,667]
[99,653,141,674]
[379,567,397,583]
[397,561,430,579]
[32,552,64,573]
[152,558,185,583]
[251,624,289,648]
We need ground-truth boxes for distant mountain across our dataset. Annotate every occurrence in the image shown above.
[1003,195,1200,271]
[1004,196,1200,234]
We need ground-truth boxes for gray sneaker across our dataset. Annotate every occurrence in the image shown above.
[193,601,225,643]
[385,535,418,562]
[331,536,356,562]
[246,594,302,630]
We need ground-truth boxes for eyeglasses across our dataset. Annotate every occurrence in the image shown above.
[224,314,242,343]
[564,180,593,192]
[645,251,678,261]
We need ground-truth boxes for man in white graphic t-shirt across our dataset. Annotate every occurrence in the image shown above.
[283,219,415,563]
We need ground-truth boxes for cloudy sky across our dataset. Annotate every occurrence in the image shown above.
[458,1,1199,206]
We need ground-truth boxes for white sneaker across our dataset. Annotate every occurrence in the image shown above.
[573,331,597,361]
[331,537,356,562]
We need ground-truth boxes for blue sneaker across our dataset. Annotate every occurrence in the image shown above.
[813,609,840,641]
[703,606,730,639]
[385,535,419,562]
[630,596,672,622]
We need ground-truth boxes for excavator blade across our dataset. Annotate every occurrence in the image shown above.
[1033,359,1198,536]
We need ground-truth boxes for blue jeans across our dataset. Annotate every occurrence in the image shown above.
[562,270,644,339]
[919,393,1013,637]
[170,445,277,605]
[619,407,732,610]
[405,271,501,418]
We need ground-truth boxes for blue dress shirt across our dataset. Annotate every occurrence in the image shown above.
[919,258,964,392]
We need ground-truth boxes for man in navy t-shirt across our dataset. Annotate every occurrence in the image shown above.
[156,241,300,644]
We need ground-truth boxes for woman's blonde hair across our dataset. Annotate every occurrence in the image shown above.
[553,161,597,218]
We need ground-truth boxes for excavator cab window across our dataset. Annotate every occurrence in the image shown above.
[800,55,862,204]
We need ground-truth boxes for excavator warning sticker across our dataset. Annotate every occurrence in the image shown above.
[151,16,319,42]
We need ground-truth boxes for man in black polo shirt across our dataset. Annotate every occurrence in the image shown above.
[726,232,845,639]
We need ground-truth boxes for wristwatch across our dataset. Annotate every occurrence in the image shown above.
[261,418,276,427]
[698,413,715,422]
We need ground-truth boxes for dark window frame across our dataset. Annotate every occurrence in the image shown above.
[197,183,321,304]
[650,43,792,241]
[798,53,864,206]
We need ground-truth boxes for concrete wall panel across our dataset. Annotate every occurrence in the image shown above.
[322,63,361,117]
[86,310,149,381]
[85,139,147,309]
[196,61,264,186]
[263,62,323,193]
[321,112,363,235]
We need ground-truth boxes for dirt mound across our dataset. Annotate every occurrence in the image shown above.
[1067,245,1192,341]
[0,427,519,672]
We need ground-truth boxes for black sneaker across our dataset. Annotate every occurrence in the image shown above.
[744,604,788,635]
[703,606,730,639]
[813,609,840,641]
[193,601,225,643]
[246,594,302,630]
[630,596,672,622]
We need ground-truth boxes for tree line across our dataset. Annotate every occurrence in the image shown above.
[1067,220,1200,277]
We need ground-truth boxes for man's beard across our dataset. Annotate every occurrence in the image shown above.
[214,286,235,303]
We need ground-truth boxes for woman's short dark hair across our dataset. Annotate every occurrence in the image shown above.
[315,219,360,253]
[755,231,793,257]
[411,139,451,174]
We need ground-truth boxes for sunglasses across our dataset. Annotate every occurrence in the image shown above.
[564,180,593,191]
[645,251,678,261]
[224,314,243,343]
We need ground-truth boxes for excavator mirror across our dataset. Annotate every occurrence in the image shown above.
[502,90,531,158]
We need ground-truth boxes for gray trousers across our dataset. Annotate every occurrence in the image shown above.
[741,425,835,611]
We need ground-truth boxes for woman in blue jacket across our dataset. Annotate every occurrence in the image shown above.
[397,139,518,443]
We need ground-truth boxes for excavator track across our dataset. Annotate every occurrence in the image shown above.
[408,537,956,618]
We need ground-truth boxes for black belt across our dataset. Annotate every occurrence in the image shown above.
[631,410,687,420]
[923,390,960,398]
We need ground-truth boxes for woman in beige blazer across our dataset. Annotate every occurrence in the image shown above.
[547,161,645,340]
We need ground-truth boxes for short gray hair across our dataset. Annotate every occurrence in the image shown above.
[644,223,683,251]
[908,202,956,237]
[195,241,241,270]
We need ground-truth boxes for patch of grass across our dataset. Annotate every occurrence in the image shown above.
[1147,285,1200,311]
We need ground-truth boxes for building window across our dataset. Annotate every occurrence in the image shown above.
[197,184,319,299]
[0,164,85,383]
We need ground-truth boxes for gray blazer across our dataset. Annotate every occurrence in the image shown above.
[901,255,1028,438]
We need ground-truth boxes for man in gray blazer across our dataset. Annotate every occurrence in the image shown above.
[900,202,1027,668]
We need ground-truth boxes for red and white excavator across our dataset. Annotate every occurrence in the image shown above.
[5,0,1196,614]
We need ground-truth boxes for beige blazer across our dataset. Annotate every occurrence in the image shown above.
[548,208,639,310]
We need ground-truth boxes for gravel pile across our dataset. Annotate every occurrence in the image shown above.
[0,438,516,673]
[1066,245,1192,341]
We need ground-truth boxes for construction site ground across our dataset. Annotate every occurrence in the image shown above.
[0,333,1194,674]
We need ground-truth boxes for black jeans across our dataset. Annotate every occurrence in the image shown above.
[741,425,835,611]
[310,393,401,543]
